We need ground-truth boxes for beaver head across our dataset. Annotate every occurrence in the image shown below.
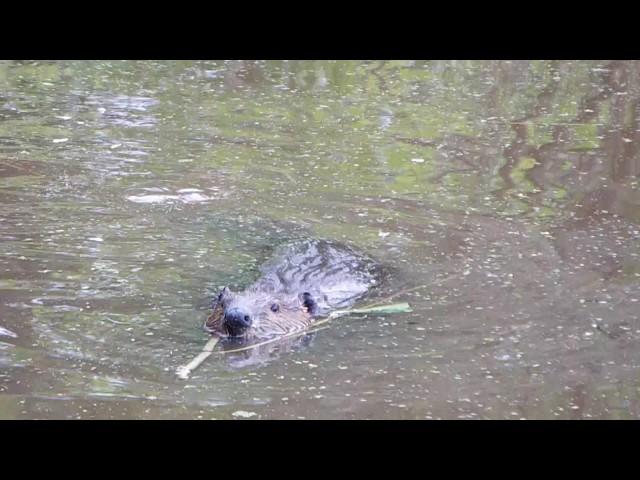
[203,286,318,338]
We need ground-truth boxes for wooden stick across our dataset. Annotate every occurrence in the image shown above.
[175,336,220,379]
[215,302,412,357]
[211,325,330,355]
[359,285,429,309]
[175,302,413,378]
[327,302,411,320]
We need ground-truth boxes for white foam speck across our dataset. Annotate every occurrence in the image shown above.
[127,194,180,204]
[179,193,209,203]
[232,411,257,418]
[0,326,18,338]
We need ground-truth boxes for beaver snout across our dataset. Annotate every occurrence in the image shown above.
[223,307,253,337]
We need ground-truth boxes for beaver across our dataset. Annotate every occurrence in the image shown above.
[204,239,380,343]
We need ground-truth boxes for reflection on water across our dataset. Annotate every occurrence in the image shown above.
[1,60,640,419]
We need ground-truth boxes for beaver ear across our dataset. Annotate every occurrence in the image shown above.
[217,286,232,302]
[301,292,318,315]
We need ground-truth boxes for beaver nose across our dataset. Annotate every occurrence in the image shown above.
[224,308,252,335]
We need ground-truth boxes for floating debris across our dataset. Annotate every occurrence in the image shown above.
[0,326,18,338]
[232,411,257,418]
[127,189,211,204]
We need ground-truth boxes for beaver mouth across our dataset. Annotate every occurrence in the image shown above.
[223,324,248,338]
[203,317,246,337]
[203,322,247,338]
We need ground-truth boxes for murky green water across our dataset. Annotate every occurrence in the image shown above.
[1,60,639,419]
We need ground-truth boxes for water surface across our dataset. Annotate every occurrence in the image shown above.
[1,60,640,419]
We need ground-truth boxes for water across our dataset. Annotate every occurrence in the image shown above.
[1,60,639,419]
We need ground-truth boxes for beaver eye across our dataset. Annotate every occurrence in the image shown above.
[270,303,279,312]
